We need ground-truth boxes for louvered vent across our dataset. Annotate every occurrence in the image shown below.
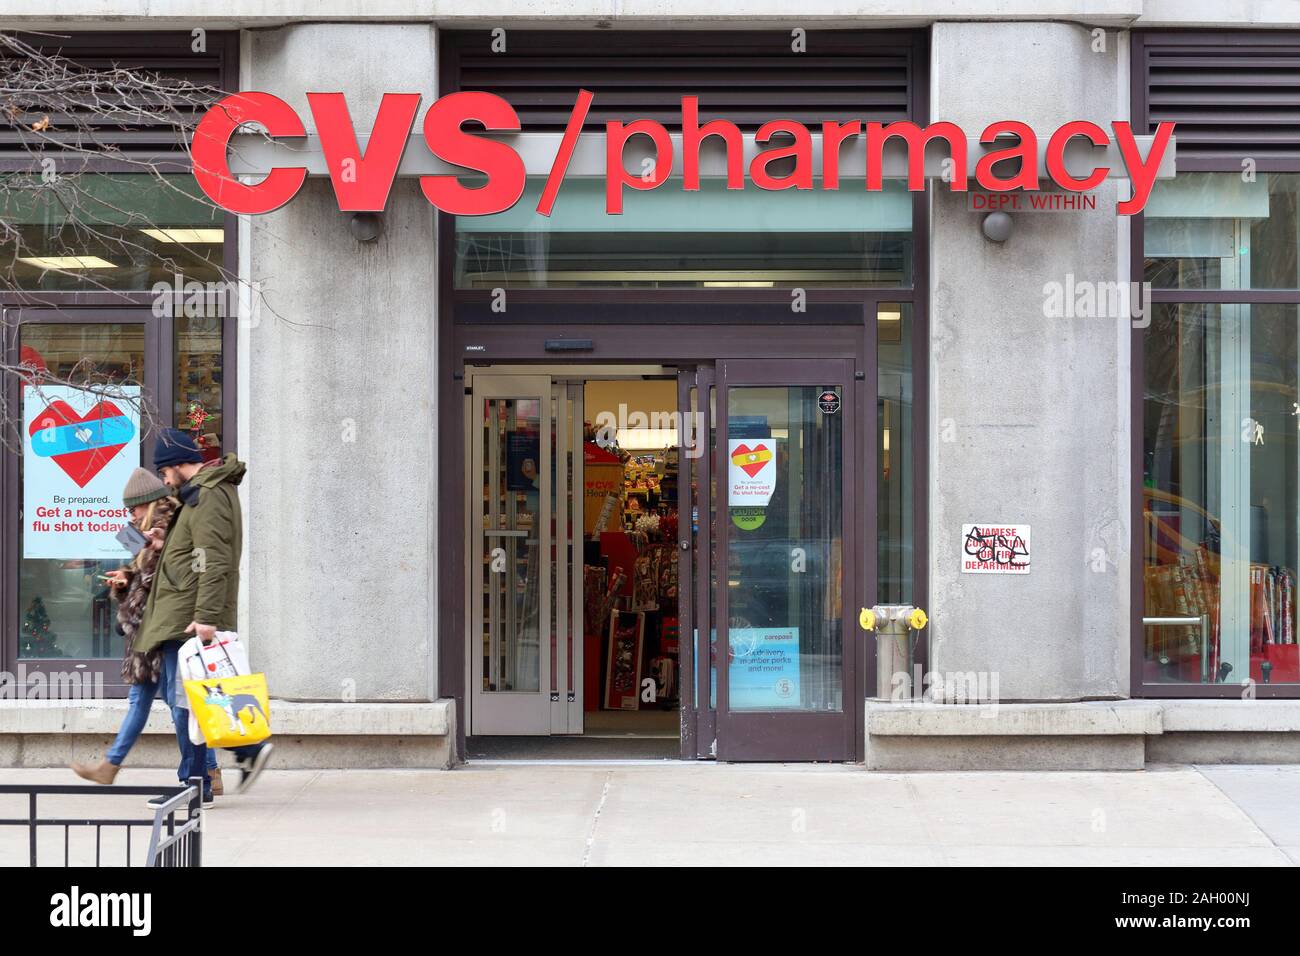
[0,32,235,155]
[447,31,917,131]
[1140,32,1300,166]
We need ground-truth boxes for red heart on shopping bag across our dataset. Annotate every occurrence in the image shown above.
[28,399,130,488]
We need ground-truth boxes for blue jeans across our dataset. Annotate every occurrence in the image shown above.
[159,641,210,792]
[107,670,218,774]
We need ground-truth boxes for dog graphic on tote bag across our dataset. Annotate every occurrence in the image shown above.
[201,682,267,736]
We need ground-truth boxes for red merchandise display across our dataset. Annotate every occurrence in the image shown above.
[599,533,638,598]
[579,422,682,712]
[604,610,645,710]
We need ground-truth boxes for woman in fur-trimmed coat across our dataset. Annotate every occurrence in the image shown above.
[70,468,219,792]
[115,490,174,685]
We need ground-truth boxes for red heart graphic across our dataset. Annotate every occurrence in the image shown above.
[28,399,128,488]
[733,443,771,478]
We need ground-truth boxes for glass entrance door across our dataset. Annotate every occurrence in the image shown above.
[470,375,552,734]
[705,359,859,760]
[469,374,585,735]
[470,362,861,755]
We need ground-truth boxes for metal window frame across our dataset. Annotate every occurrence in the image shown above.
[1130,29,1300,699]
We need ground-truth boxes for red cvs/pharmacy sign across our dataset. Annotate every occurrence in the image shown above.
[191,90,1174,218]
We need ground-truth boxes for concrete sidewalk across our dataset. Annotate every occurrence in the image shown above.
[1,763,1297,866]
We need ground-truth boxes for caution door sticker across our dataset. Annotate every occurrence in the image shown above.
[729,438,776,531]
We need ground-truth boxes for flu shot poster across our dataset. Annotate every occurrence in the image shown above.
[23,385,140,560]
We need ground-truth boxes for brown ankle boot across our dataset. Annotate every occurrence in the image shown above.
[209,767,224,797]
[69,759,119,785]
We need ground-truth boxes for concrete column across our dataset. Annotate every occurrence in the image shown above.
[928,22,1130,700]
[242,24,438,700]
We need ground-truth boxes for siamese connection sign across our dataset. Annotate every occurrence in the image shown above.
[961,523,1031,575]
[191,91,1174,218]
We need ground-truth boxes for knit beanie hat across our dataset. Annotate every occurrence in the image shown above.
[153,427,204,470]
[122,467,171,507]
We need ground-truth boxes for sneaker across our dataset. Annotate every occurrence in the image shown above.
[202,790,215,809]
[234,742,274,794]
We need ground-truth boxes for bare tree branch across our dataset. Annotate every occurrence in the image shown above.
[0,31,302,452]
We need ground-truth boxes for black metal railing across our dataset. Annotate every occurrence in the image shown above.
[0,777,203,867]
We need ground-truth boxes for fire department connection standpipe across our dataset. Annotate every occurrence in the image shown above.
[859,604,929,699]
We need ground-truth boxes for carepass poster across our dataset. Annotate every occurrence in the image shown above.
[23,385,140,560]
[708,627,802,710]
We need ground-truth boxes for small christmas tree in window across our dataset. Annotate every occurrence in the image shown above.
[20,596,62,658]
[185,400,209,447]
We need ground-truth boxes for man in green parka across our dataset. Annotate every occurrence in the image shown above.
[137,428,273,801]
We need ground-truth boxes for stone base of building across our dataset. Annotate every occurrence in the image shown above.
[866,700,1300,771]
[7,698,1300,771]
[0,699,457,770]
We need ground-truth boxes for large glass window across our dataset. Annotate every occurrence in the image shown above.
[1143,300,1300,687]
[0,173,224,291]
[10,315,225,676]
[1142,165,1300,691]
[1145,173,1300,291]
[2,152,231,687]
[17,323,145,661]
[455,178,912,289]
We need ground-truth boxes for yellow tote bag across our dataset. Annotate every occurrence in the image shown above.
[184,674,273,749]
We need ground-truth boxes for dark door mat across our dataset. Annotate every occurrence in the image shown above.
[467,736,681,760]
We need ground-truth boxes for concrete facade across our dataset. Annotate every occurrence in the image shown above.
[241,23,440,703]
[927,21,1130,701]
[0,699,456,768]
[2,9,1299,770]
[1,1,1297,29]
[866,701,1300,770]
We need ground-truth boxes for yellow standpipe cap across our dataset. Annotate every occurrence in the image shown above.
[907,608,928,631]
[858,608,877,631]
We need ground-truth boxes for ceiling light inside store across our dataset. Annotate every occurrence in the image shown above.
[878,310,902,326]
[18,255,116,270]
[140,228,225,244]
[616,428,678,449]
[702,281,775,288]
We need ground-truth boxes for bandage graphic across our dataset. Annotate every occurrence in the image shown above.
[731,443,772,478]
[29,415,134,457]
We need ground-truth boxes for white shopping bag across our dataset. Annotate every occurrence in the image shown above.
[176,631,249,746]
